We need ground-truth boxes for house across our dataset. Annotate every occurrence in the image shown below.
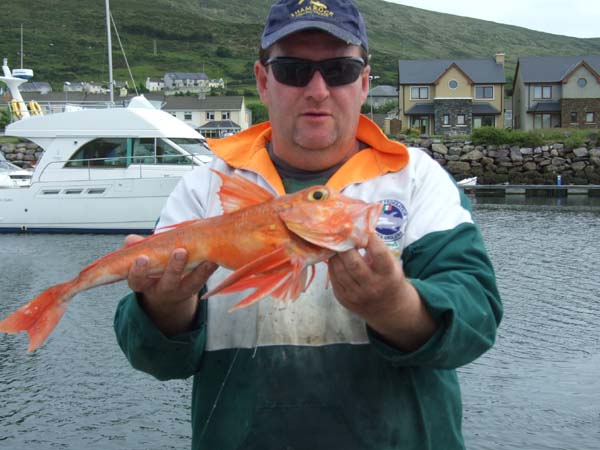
[368,85,398,109]
[163,95,251,137]
[398,53,506,135]
[145,77,165,92]
[512,55,600,130]
[19,82,53,94]
[164,72,210,95]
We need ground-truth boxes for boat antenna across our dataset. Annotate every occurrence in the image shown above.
[106,0,114,103]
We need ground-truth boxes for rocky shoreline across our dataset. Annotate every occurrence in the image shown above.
[2,138,600,185]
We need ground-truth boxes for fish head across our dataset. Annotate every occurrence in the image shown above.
[279,186,383,252]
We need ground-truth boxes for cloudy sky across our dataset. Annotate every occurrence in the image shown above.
[384,0,599,38]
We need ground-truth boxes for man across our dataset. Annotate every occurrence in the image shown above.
[115,1,503,449]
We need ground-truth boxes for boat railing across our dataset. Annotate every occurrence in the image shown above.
[36,155,197,182]
[8,100,126,119]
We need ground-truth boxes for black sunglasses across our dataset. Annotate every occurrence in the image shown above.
[264,56,366,87]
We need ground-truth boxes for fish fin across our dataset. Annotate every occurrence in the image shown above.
[0,281,77,352]
[202,247,292,299]
[154,219,201,233]
[202,247,312,311]
[211,169,274,213]
[271,265,312,301]
[227,271,293,311]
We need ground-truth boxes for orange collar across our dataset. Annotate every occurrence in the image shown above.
[207,115,409,194]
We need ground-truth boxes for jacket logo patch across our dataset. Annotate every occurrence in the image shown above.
[376,199,408,243]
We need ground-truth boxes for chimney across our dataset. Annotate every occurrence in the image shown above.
[495,52,505,66]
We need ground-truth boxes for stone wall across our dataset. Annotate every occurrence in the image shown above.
[561,98,600,129]
[1,142,44,168]
[399,136,600,185]
[433,99,472,135]
[3,138,600,185]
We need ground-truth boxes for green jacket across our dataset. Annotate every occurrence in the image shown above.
[115,121,502,449]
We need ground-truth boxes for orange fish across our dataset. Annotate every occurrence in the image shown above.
[0,170,382,352]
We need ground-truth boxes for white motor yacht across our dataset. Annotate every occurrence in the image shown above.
[0,153,33,188]
[0,61,212,233]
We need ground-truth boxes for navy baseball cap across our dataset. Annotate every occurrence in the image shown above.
[261,0,369,52]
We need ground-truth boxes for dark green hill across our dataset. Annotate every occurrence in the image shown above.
[1,0,599,91]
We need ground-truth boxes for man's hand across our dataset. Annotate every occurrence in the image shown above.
[125,234,218,336]
[327,234,438,351]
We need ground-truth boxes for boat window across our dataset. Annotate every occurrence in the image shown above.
[132,138,156,164]
[64,138,128,168]
[169,138,213,159]
[156,139,190,165]
[86,188,106,195]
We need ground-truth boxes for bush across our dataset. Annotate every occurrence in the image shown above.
[471,127,544,147]
[565,134,585,149]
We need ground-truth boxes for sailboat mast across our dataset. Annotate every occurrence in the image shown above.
[106,0,114,103]
[20,24,24,69]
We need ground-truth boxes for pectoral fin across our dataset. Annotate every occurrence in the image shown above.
[202,247,313,311]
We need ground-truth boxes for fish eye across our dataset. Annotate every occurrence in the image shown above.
[308,188,329,201]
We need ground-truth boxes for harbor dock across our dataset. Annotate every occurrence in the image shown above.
[461,185,600,197]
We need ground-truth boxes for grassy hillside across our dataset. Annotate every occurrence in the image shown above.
[1,0,599,92]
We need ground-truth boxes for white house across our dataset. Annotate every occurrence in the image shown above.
[163,95,251,137]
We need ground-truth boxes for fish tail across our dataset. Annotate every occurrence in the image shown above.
[0,281,77,352]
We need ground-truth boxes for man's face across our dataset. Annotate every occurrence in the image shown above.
[255,31,370,169]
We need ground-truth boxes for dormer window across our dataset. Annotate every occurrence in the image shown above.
[578,78,587,88]
[448,79,458,89]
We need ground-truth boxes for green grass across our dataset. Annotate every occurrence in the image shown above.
[2,0,600,90]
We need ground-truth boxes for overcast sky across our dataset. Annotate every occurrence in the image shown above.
[384,0,599,39]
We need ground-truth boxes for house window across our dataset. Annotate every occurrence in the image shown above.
[578,78,587,88]
[534,113,553,129]
[442,114,450,126]
[410,86,429,100]
[475,86,494,99]
[533,85,552,99]
[457,114,466,126]
[448,80,458,89]
[206,111,215,120]
[222,111,231,120]
[570,112,578,123]
[473,116,495,129]
[586,112,595,123]
[184,111,192,120]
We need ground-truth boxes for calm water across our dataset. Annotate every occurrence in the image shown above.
[1,196,599,450]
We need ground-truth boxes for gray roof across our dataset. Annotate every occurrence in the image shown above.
[164,96,243,110]
[527,102,561,113]
[405,103,434,115]
[165,72,208,80]
[517,55,600,83]
[472,103,500,114]
[369,85,398,97]
[399,58,506,84]
[198,120,240,130]
[19,82,53,91]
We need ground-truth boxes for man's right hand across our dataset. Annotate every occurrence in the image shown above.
[125,234,218,336]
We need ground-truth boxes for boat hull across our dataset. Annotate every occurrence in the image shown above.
[0,176,182,234]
